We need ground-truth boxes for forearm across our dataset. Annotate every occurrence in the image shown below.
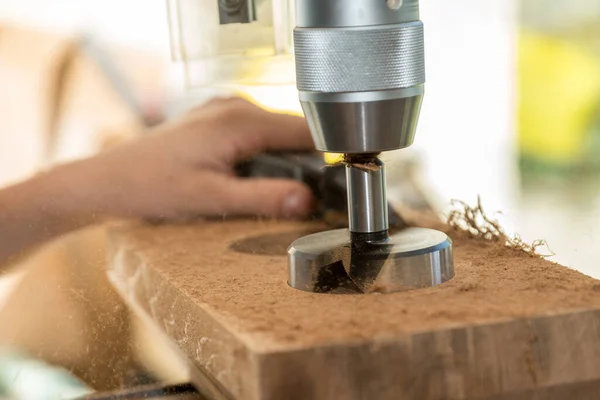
[0,166,99,265]
[0,99,315,265]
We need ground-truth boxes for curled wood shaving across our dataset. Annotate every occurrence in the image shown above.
[324,155,382,172]
[347,162,381,172]
[447,196,554,258]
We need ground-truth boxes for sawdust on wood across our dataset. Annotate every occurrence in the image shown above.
[110,218,600,351]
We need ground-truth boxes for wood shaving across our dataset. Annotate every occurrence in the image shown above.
[447,196,554,257]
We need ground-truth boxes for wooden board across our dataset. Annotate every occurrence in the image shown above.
[107,220,600,400]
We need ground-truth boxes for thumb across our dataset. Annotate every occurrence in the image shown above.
[220,177,315,218]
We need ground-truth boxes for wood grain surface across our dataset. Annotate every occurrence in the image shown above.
[108,220,600,400]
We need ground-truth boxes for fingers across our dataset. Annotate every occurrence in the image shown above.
[202,98,315,162]
[245,109,314,153]
[229,178,315,218]
[185,172,315,218]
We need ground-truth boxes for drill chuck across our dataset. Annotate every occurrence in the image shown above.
[294,0,425,154]
[294,23,424,94]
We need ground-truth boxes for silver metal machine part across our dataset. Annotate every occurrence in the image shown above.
[346,159,388,234]
[299,95,423,154]
[218,0,256,25]
[288,228,454,294]
[296,0,419,28]
[294,23,425,93]
[294,0,425,154]
[288,0,454,294]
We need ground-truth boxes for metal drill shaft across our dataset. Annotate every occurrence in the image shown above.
[345,157,389,236]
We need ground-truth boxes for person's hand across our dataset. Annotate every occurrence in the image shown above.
[47,98,316,221]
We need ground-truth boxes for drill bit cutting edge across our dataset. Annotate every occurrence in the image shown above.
[287,0,455,294]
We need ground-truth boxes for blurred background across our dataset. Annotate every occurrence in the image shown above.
[0,0,599,397]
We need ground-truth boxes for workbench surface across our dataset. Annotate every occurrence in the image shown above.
[108,220,600,400]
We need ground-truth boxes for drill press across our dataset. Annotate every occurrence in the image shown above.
[288,0,454,294]
[166,0,453,294]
